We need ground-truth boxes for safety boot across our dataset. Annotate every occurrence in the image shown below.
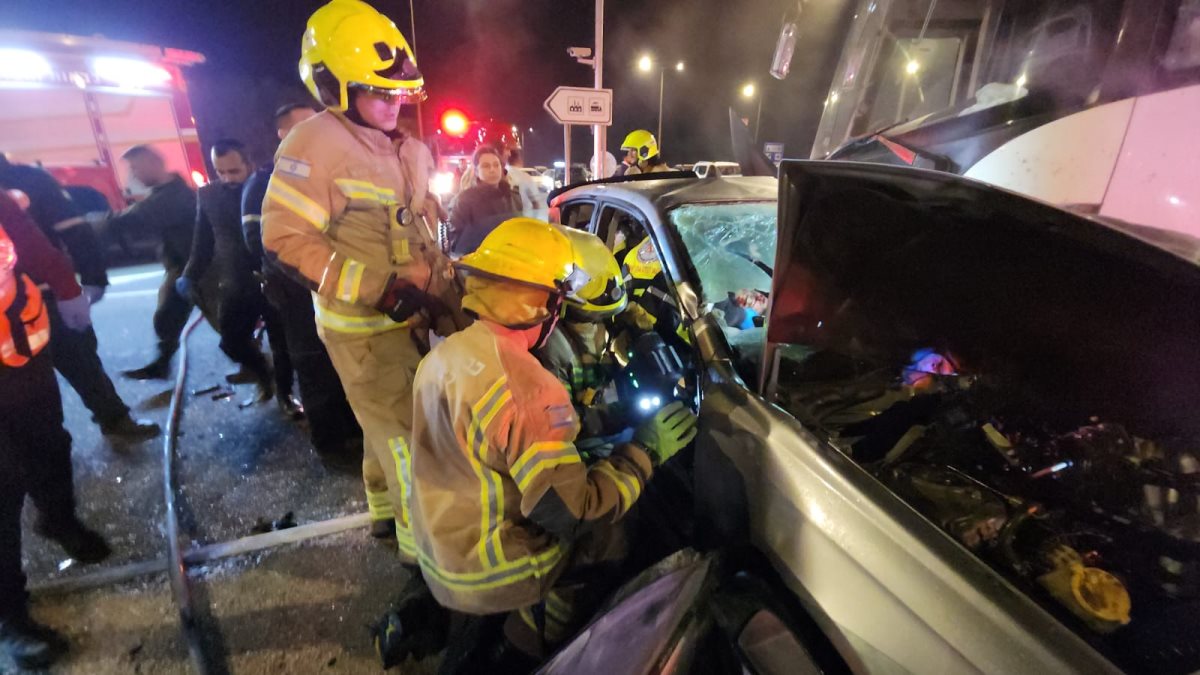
[36,518,112,564]
[122,356,171,380]
[100,415,161,440]
[370,518,396,539]
[0,615,67,669]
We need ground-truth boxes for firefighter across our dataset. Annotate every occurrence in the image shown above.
[536,227,628,457]
[0,156,159,439]
[409,218,698,662]
[618,130,672,175]
[178,139,276,405]
[243,103,363,466]
[0,192,111,669]
[620,235,690,354]
[262,0,452,545]
[111,145,214,380]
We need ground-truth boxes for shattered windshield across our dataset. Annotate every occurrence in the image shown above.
[670,202,776,307]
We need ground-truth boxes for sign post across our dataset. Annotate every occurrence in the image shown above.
[545,86,612,185]
[763,142,785,166]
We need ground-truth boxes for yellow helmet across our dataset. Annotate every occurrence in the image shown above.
[456,218,579,293]
[299,0,426,112]
[621,129,659,161]
[563,228,626,320]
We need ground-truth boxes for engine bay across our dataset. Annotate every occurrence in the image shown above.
[775,347,1200,674]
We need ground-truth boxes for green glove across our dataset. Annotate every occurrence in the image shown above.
[634,401,698,465]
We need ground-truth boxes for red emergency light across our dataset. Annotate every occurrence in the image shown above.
[441,109,469,137]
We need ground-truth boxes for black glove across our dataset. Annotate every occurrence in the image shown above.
[376,276,451,323]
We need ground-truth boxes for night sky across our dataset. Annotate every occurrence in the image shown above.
[0,0,853,167]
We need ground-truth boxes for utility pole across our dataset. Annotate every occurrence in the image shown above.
[657,68,665,147]
[594,0,605,178]
[408,0,424,138]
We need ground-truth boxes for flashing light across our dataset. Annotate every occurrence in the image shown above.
[905,59,920,75]
[676,61,685,72]
[432,171,455,197]
[0,48,52,81]
[637,55,652,72]
[92,56,172,88]
[191,170,208,188]
[741,83,756,98]
[441,109,469,137]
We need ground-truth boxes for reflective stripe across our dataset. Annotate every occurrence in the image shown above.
[267,179,330,231]
[646,285,678,308]
[312,300,407,335]
[388,435,413,527]
[366,489,393,521]
[594,462,640,512]
[396,523,417,557]
[241,214,261,224]
[418,540,565,592]
[467,377,512,569]
[335,178,398,205]
[51,216,87,233]
[336,259,366,303]
[512,441,582,492]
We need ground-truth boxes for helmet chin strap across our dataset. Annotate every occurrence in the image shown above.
[532,295,565,351]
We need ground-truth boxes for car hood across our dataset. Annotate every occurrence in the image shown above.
[769,161,1200,437]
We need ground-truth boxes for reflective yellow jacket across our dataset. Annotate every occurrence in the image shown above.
[261,110,437,339]
[410,321,653,614]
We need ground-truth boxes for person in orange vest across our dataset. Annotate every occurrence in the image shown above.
[0,190,112,669]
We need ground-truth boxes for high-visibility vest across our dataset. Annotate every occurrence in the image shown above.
[0,260,51,368]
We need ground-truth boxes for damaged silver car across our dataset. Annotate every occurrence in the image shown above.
[547,163,1200,674]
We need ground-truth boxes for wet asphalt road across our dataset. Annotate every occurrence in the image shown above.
[12,265,430,674]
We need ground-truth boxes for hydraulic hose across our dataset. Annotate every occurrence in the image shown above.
[163,311,226,674]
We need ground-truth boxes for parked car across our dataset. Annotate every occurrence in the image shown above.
[548,163,1200,674]
[693,161,743,179]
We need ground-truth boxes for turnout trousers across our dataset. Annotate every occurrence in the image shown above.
[322,326,419,561]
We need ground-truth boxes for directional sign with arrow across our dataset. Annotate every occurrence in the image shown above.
[544,86,613,126]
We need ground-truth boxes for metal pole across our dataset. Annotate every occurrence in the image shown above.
[754,93,764,142]
[657,68,665,148]
[564,123,572,185]
[409,0,424,138]
[594,0,606,177]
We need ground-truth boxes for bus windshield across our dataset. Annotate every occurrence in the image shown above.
[812,0,1131,158]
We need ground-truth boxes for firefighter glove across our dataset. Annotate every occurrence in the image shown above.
[56,294,92,332]
[634,401,698,465]
[376,276,442,324]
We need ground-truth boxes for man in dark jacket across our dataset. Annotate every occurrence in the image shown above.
[243,104,361,463]
[0,191,112,669]
[0,156,158,439]
[110,146,210,380]
[178,139,274,404]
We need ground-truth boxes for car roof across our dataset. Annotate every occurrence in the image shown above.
[553,174,776,213]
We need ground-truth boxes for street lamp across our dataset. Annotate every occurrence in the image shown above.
[637,55,685,149]
[741,81,763,142]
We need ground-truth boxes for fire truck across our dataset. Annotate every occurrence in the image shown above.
[0,29,207,211]
[789,0,1200,244]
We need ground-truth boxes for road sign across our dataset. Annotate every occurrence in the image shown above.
[544,86,613,126]
[763,142,785,166]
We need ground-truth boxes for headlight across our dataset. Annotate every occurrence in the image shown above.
[432,171,455,197]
